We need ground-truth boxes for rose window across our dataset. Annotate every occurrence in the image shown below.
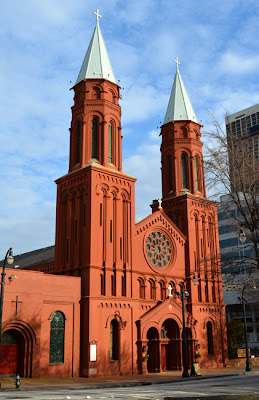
[145,231,172,268]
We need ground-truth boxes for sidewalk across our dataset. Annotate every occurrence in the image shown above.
[1,366,259,391]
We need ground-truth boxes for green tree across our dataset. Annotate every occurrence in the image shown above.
[227,319,245,359]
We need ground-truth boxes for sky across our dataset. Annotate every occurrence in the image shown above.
[1,0,259,257]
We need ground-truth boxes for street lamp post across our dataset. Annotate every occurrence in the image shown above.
[239,285,252,372]
[0,248,14,360]
[176,273,197,378]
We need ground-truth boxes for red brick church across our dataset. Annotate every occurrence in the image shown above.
[0,14,228,378]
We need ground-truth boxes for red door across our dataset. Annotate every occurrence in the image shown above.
[0,344,18,375]
[161,345,167,371]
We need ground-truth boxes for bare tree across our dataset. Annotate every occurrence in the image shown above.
[203,112,259,274]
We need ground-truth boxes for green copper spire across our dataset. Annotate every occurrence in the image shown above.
[164,58,197,124]
[76,10,116,85]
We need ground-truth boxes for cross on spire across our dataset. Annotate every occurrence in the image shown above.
[174,57,180,70]
[93,9,102,22]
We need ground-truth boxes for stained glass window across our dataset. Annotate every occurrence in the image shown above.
[145,231,172,268]
[49,311,65,364]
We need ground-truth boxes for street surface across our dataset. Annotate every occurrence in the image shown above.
[1,374,259,400]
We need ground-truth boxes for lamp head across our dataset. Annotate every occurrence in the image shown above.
[239,230,246,244]
[193,273,197,286]
[7,249,14,265]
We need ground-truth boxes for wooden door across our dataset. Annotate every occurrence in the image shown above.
[0,344,18,375]
[161,345,167,371]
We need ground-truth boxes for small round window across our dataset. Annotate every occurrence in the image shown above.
[145,231,172,268]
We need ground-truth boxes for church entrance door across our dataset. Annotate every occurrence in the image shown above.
[0,331,25,376]
[161,344,167,371]
[161,319,181,371]
[147,327,159,373]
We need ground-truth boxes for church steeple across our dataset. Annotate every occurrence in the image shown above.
[160,59,206,200]
[76,10,116,85]
[68,11,122,173]
[164,58,197,124]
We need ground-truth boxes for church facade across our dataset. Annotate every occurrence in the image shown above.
[0,16,228,378]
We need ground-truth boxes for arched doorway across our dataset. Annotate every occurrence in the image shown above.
[147,327,159,373]
[0,330,25,376]
[161,319,181,371]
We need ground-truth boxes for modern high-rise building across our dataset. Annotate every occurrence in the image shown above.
[225,103,259,160]
[219,105,259,358]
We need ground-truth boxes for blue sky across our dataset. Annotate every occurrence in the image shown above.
[1,0,259,256]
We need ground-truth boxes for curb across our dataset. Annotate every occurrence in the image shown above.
[1,370,259,392]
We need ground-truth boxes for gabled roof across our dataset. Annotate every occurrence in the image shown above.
[163,65,197,124]
[76,21,116,85]
[0,245,55,269]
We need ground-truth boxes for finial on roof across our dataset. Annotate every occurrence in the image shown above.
[174,57,180,70]
[93,9,102,22]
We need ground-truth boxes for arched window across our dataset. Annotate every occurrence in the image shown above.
[92,118,98,159]
[108,121,113,163]
[194,156,199,191]
[149,279,156,300]
[167,155,173,192]
[110,319,119,360]
[76,121,81,164]
[159,281,166,300]
[49,311,65,364]
[181,153,188,189]
[207,321,214,354]
[138,278,145,299]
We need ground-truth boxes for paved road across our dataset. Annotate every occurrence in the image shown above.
[1,374,259,400]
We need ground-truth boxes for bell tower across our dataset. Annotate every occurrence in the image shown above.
[53,12,136,375]
[154,59,225,324]
[160,58,206,201]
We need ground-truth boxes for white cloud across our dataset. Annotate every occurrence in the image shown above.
[220,52,259,74]
[1,0,259,257]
